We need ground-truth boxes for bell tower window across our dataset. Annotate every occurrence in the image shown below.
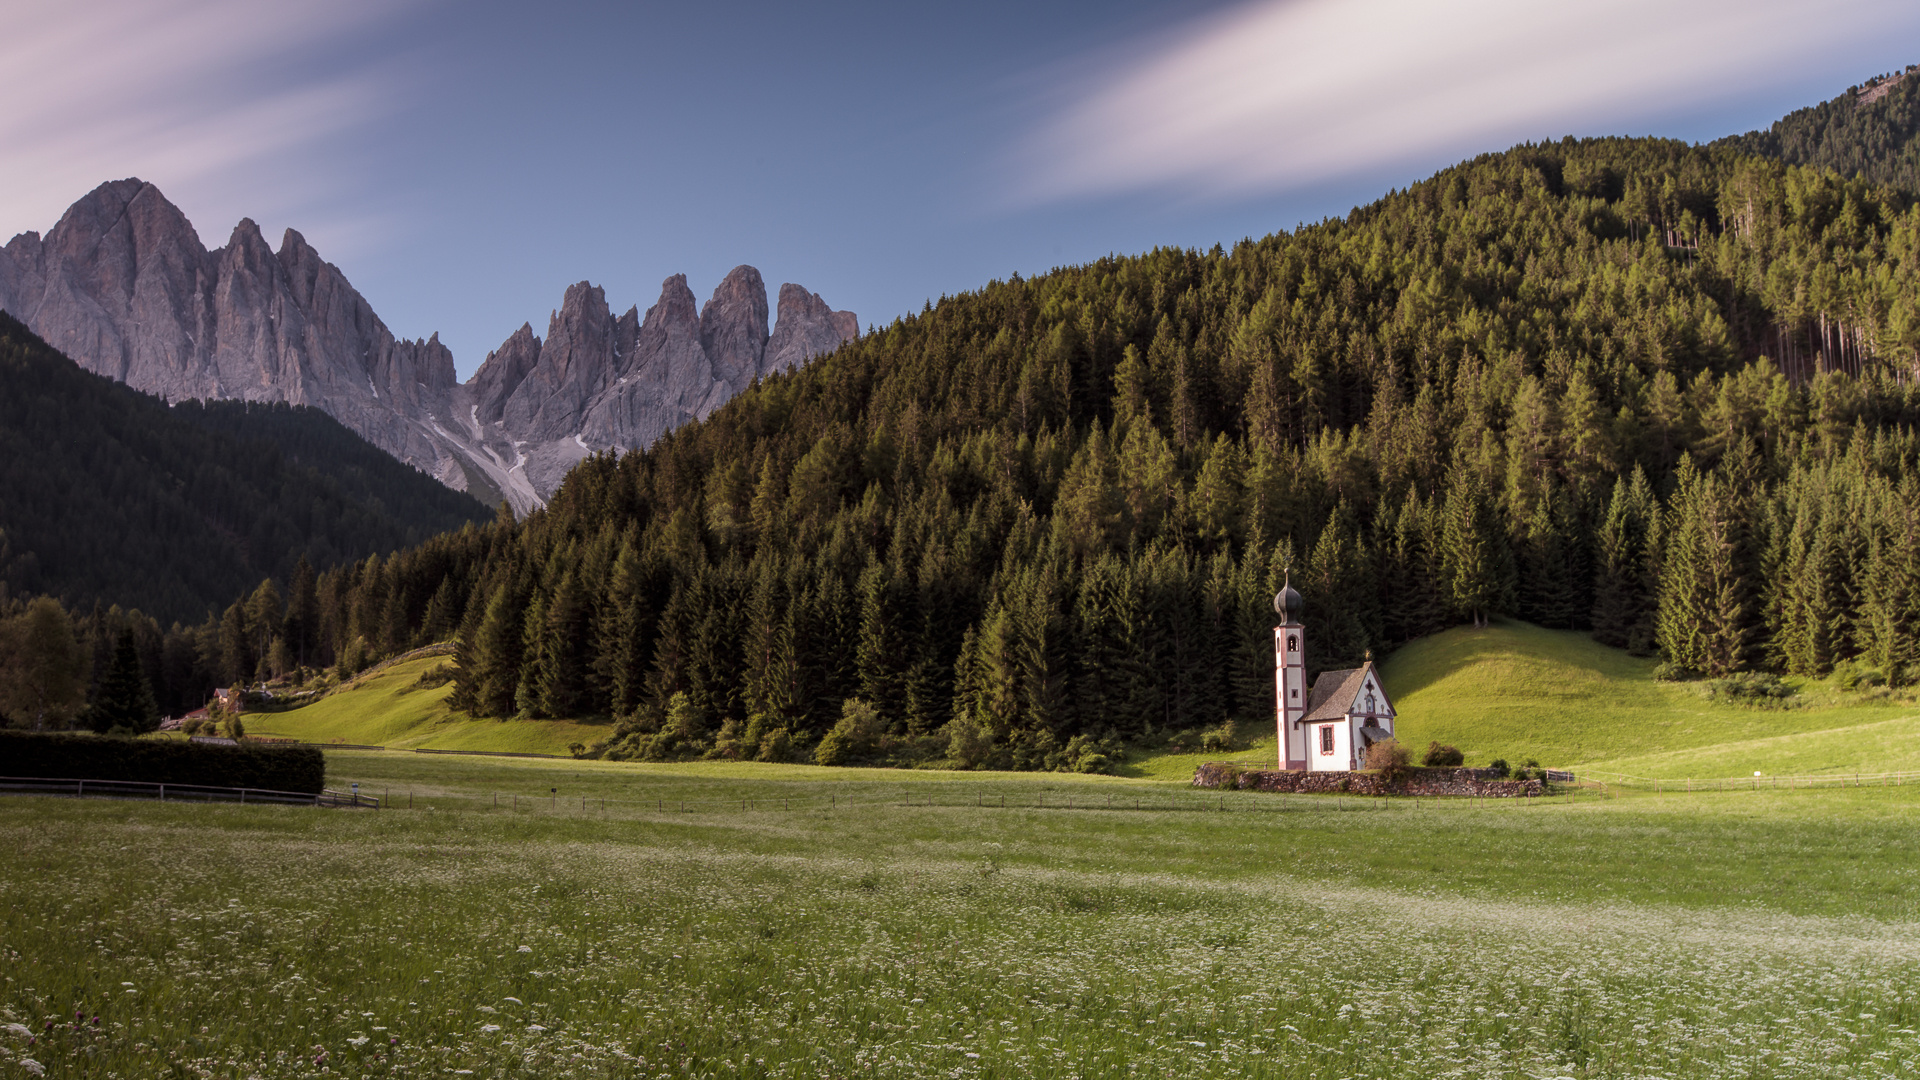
[1287,634,1297,653]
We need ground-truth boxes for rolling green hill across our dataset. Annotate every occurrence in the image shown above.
[247,621,1920,782]
[244,654,606,755]
[1380,621,1920,776]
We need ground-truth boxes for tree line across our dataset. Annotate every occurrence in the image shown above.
[11,136,1920,771]
[0,313,491,625]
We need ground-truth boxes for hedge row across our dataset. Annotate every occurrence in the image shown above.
[0,731,325,793]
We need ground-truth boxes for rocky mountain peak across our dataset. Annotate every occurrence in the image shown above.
[699,264,770,390]
[0,180,860,514]
[766,282,860,374]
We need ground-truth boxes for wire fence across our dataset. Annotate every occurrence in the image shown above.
[1576,768,1920,792]
[313,785,1451,817]
[0,776,379,808]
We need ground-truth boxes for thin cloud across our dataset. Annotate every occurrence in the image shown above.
[1017,0,1920,204]
[0,0,424,253]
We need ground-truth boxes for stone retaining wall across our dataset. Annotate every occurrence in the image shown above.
[1193,762,1544,797]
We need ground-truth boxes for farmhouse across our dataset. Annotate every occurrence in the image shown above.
[1273,575,1397,771]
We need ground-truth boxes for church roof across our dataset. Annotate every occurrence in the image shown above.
[1299,660,1385,724]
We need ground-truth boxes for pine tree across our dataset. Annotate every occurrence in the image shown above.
[286,556,319,667]
[1304,504,1374,668]
[855,561,910,728]
[1440,471,1509,628]
[1592,468,1656,650]
[535,570,593,718]
[1518,484,1583,629]
[87,629,158,734]
[462,581,527,718]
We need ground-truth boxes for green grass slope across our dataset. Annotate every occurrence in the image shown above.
[246,656,607,755]
[1381,620,1920,775]
[255,622,1920,779]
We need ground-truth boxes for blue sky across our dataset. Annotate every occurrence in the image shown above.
[6,0,1919,378]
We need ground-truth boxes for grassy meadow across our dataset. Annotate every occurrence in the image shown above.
[4,753,1920,1079]
[1383,622,1920,778]
[243,656,609,756]
[228,622,1920,787]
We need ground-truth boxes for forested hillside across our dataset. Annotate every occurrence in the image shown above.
[0,313,492,624]
[216,133,1920,770]
[1719,66,1920,192]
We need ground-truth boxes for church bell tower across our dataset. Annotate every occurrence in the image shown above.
[1274,572,1308,770]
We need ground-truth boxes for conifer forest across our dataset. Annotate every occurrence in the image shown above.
[16,133,1920,768]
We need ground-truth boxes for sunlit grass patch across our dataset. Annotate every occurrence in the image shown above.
[1383,620,1918,768]
[244,656,607,754]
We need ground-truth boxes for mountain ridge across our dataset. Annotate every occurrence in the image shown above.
[0,310,491,624]
[0,180,858,514]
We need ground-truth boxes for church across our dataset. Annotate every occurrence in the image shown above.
[1273,575,1397,771]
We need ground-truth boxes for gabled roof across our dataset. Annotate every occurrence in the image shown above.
[1299,660,1391,724]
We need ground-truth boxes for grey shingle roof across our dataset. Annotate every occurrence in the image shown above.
[1299,661,1379,724]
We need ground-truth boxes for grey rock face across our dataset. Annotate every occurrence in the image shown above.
[699,265,770,391]
[766,282,860,374]
[0,179,858,514]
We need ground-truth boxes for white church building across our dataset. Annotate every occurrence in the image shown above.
[1273,575,1397,771]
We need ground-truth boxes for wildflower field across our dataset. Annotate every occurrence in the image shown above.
[3,754,1918,1079]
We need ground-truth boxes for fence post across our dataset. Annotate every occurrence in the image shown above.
[159,784,165,802]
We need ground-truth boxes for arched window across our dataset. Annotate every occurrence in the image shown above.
[1287,634,1298,653]
[1365,693,1376,715]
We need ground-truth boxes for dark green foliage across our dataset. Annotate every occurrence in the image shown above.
[1717,67,1920,193]
[84,630,158,734]
[0,729,324,792]
[1705,672,1798,708]
[1421,742,1465,767]
[157,130,1920,770]
[0,313,490,624]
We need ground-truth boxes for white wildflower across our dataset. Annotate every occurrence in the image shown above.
[516,945,532,953]
[480,1024,500,1033]
[22,1060,44,1077]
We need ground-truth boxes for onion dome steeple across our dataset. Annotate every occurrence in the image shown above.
[1273,569,1304,625]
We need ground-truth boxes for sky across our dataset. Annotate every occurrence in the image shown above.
[4,0,1919,379]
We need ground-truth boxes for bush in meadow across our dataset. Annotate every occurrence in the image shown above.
[814,698,884,766]
[1364,737,1411,781]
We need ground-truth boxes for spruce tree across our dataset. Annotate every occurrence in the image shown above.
[88,629,158,734]
[463,581,527,718]
[1592,468,1656,650]
[535,570,593,718]
[1440,472,1509,628]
